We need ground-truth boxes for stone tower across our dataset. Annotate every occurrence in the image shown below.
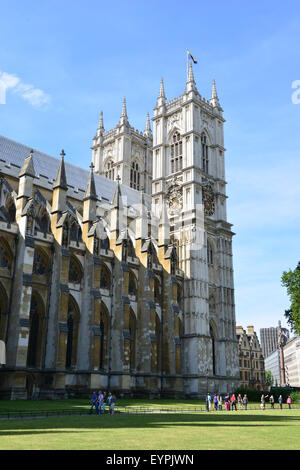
[92,99,153,195]
[151,63,239,394]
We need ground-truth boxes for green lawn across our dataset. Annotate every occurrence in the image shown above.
[0,409,300,450]
[0,398,296,414]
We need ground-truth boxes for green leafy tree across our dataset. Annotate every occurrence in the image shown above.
[281,262,300,334]
[265,370,274,387]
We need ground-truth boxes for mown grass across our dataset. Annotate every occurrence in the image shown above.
[0,398,296,414]
[0,409,300,450]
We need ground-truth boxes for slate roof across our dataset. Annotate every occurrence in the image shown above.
[0,134,142,208]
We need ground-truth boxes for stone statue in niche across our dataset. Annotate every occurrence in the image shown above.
[202,183,215,216]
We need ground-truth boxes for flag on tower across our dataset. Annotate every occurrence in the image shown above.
[187,49,197,64]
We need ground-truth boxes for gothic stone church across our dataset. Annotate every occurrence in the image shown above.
[0,64,239,399]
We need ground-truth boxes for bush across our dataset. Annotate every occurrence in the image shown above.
[234,387,294,402]
[290,392,300,403]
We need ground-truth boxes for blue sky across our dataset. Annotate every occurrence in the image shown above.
[1,0,300,334]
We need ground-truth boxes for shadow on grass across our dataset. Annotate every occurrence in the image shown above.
[0,412,300,437]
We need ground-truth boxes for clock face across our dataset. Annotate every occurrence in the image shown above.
[202,184,215,216]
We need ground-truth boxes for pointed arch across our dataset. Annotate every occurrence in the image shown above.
[174,314,183,374]
[68,255,83,284]
[0,237,13,271]
[209,320,218,376]
[128,270,137,297]
[32,247,50,278]
[128,307,136,370]
[27,291,46,368]
[170,130,183,174]
[100,263,111,291]
[0,281,8,341]
[66,294,80,369]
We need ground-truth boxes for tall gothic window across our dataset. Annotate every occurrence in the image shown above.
[207,240,214,266]
[105,161,115,180]
[130,162,140,190]
[210,325,216,375]
[201,133,209,174]
[170,132,183,174]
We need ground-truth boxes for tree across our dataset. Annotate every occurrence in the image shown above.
[265,370,274,387]
[281,262,300,334]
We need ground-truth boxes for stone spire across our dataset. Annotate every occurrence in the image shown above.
[144,112,152,137]
[111,176,124,237]
[53,150,68,190]
[84,163,97,201]
[156,78,166,109]
[158,199,170,247]
[210,79,221,108]
[186,61,196,92]
[120,97,129,126]
[19,150,36,178]
[112,175,123,210]
[98,111,104,131]
[159,78,166,99]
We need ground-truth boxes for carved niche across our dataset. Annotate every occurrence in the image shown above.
[202,182,215,216]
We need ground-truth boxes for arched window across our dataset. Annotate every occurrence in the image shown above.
[130,162,140,190]
[210,324,216,375]
[0,238,12,270]
[66,296,80,369]
[35,208,50,235]
[171,247,178,275]
[100,264,111,290]
[207,240,213,266]
[33,248,49,276]
[70,221,82,245]
[129,309,136,370]
[69,256,83,284]
[175,315,183,374]
[128,271,137,297]
[105,160,115,181]
[27,293,45,368]
[6,197,16,224]
[171,132,183,174]
[0,282,8,341]
[201,133,209,174]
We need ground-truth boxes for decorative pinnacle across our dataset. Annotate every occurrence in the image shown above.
[145,112,152,134]
[19,149,36,178]
[188,61,195,83]
[98,111,104,129]
[212,79,218,99]
[159,78,166,98]
[53,149,68,190]
[85,162,97,201]
[122,97,128,118]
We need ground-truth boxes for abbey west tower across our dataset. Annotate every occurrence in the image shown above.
[0,62,239,399]
[151,63,239,394]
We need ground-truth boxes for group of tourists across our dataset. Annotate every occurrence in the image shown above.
[206,392,249,411]
[206,392,293,411]
[260,394,292,410]
[89,390,117,415]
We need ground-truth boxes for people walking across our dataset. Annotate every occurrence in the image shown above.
[89,391,98,415]
[230,393,237,411]
[110,392,116,415]
[224,393,230,411]
[101,391,107,414]
[213,393,218,411]
[243,394,248,411]
[278,395,283,410]
[260,394,268,410]
[287,395,292,409]
[237,393,242,410]
[269,395,275,409]
[98,390,104,415]
[218,394,223,411]
[207,392,212,411]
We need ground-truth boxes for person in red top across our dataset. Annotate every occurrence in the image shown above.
[230,393,237,411]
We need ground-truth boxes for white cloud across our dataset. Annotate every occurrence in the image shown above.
[0,70,50,107]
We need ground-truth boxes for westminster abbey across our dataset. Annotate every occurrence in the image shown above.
[0,64,239,399]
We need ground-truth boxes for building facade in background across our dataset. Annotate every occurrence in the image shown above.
[260,325,289,359]
[264,349,281,386]
[0,64,239,399]
[236,325,265,390]
[283,335,300,387]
